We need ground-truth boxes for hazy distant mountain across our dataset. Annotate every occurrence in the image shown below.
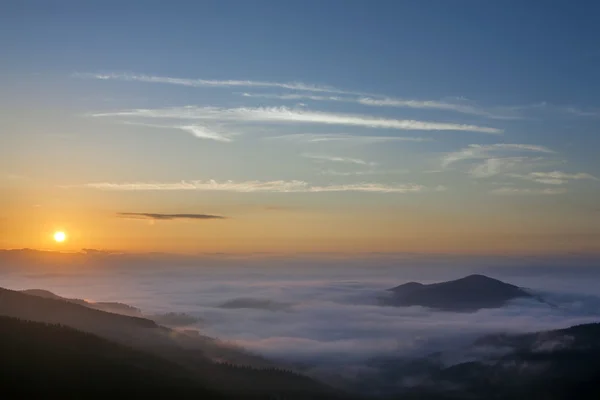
[384,274,533,311]
[0,286,341,399]
[21,289,143,316]
[20,288,201,326]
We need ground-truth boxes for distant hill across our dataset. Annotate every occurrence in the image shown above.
[0,286,342,399]
[20,288,201,326]
[383,274,533,311]
[20,289,143,316]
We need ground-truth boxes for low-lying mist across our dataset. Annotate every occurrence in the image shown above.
[2,251,600,388]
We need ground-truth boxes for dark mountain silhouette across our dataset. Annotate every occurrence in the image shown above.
[0,316,224,399]
[384,274,533,311]
[0,286,342,399]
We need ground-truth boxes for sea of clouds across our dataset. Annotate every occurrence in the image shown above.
[1,252,600,384]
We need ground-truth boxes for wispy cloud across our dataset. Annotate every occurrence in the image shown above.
[442,144,555,167]
[78,73,522,119]
[468,157,545,178]
[308,183,438,193]
[241,92,346,102]
[491,187,567,195]
[319,169,409,176]
[357,97,522,120]
[69,180,440,194]
[243,92,522,119]
[511,171,598,185]
[80,73,600,121]
[563,107,600,117]
[179,125,232,142]
[117,212,226,220]
[76,72,358,95]
[265,133,430,144]
[122,121,232,142]
[302,153,376,166]
[92,106,502,134]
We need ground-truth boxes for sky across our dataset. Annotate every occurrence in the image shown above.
[1,0,600,254]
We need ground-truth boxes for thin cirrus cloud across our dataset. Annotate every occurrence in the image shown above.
[92,106,502,134]
[122,121,232,142]
[76,72,360,95]
[265,133,431,144]
[442,144,556,167]
[320,169,409,176]
[302,153,376,166]
[468,157,546,178]
[511,171,598,185]
[77,73,521,120]
[242,92,521,120]
[72,179,440,194]
[491,187,567,195]
[117,212,226,220]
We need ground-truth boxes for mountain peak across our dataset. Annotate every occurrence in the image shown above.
[384,274,531,312]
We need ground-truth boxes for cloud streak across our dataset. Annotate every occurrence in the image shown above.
[69,179,438,194]
[442,144,556,167]
[512,171,598,185]
[491,187,567,195]
[76,72,359,95]
[302,153,376,166]
[468,157,543,178]
[319,169,409,176]
[117,212,226,220]
[92,106,502,134]
[122,121,233,142]
[265,133,430,144]
[241,92,518,119]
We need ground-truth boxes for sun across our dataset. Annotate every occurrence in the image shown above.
[53,231,67,243]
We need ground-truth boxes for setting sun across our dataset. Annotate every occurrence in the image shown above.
[53,231,66,243]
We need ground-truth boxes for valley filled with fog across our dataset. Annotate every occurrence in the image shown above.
[2,252,600,392]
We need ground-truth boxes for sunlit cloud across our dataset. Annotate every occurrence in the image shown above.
[302,153,376,166]
[92,106,502,134]
[70,180,441,194]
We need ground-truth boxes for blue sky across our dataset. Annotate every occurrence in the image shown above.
[1,1,599,253]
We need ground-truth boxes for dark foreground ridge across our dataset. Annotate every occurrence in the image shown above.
[0,286,346,399]
[0,316,224,399]
[384,274,533,311]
